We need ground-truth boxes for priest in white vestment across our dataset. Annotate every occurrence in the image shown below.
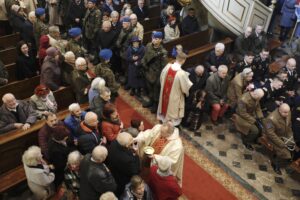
[135,122,184,185]
[157,52,193,126]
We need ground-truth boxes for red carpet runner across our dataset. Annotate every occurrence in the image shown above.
[115,97,238,200]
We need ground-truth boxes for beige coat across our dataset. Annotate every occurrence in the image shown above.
[0,0,8,20]
[234,92,263,135]
[132,22,144,41]
[227,73,248,107]
[264,109,293,159]
[157,63,192,121]
[48,0,62,25]
[164,24,180,42]
[19,0,37,13]
[24,164,55,200]
[136,124,184,185]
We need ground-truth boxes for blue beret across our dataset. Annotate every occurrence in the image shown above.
[131,36,140,43]
[68,27,82,37]
[87,0,97,3]
[99,49,113,60]
[152,31,163,39]
[122,17,130,23]
[35,8,45,16]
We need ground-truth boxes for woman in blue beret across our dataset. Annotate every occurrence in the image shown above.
[126,36,146,97]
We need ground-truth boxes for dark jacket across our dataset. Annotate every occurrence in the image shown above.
[77,122,103,155]
[120,182,153,200]
[204,51,230,72]
[186,67,209,94]
[95,29,118,51]
[71,70,91,104]
[9,12,25,33]
[252,54,270,84]
[40,56,61,91]
[282,66,298,91]
[0,60,8,86]
[0,100,37,134]
[205,72,230,105]
[64,111,87,138]
[234,34,252,57]
[65,0,86,27]
[48,139,73,188]
[102,3,115,14]
[89,96,108,120]
[16,53,37,80]
[250,32,268,54]
[181,15,199,35]
[132,6,149,21]
[107,140,140,196]
[79,154,117,200]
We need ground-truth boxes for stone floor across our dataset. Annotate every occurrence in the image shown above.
[181,117,300,200]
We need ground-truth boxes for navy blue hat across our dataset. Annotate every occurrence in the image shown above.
[122,17,130,23]
[99,49,112,60]
[131,36,140,43]
[87,0,97,3]
[152,31,163,39]
[35,8,45,17]
[68,27,82,37]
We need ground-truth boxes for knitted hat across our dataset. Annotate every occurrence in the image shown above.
[157,156,172,172]
[35,8,45,17]
[68,27,82,37]
[152,31,163,39]
[64,51,75,63]
[34,85,50,96]
[87,0,97,3]
[122,17,130,23]
[52,125,70,141]
[99,49,112,60]
[46,47,58,57]
[11,4,20,13]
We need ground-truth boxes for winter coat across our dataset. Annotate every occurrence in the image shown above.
[95,62,120,94]
[40,56,61,91]
[227,73,250,108]
[132,5,149,21]
[30,92,57,119]
[38,35,50,66]
[250,31,268,54]
[71,70,92,104]
[0,59,8,86]
[116,27,135,59]
[89,95,108,120]
[181,15,199,35]
[16,53,37,80]
[164,23,180,42]
[280,0,296,27]
[95,29,118,51]
[65,38,86,58]
[64,111,87,138]
[204,51,230,71]
[0,100,37,134]
[205,72,230,105]
[126,45,145,88]
[234,34,252,58]
[83,7,102,39]
[65,0,85,27]
[33,18,48,49]
[79,154,117,200]
[107,140,140,196]
[101,119,121,142]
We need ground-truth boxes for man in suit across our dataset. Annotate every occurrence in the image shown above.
[0,93,37,134]
[133,0,149,21]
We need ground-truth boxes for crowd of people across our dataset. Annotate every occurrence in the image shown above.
[0,0,300,199]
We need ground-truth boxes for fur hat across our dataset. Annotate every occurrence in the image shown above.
[99,49,112,60]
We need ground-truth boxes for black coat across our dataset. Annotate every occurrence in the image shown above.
[9,12,25,33]
[233,35,252,58]
[95,30,118,51]
[0,60,8,86]
[80,154,117,200]
[132,6,149,21]
[187,67,209,95]
[65,0,86,27]
[204,51,230,72]
[107,140,140,196]
[48,139,73,188]
[181,15,199,35]
[282,66,298,91]
[16,53,37,80]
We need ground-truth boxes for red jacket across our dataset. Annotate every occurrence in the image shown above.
[101,120,121,142]
[148,165,182,200]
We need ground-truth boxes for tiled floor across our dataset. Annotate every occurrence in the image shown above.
[181,118,300,200]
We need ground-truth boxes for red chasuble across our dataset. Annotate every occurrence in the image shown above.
[161,67,177,116]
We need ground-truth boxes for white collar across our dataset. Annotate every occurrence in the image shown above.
[171,62,181,71]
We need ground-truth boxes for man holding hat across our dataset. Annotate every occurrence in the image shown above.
[66,27,87,58]
[83,0,101,54]
[95,49,120,100]
[33,7,48,49]
[141,31,168,113]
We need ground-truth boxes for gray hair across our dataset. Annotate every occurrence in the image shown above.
[92,146,108,163]
[241,68,253,77]
[218,65,228,72]
[161,121,175,135]
[2,93,15,103]
[75,57,87,69]
[215,43,225,51]
[99,192,117,200]
[68,103,80,112]
[110,11,119,17]
[116,132,133,147]
[91,77,106,91]
[67,151,83,165]
[48,25,60,34]
[22,146,42,166]
[100,86,111,95]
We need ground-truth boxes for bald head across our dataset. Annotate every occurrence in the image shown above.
[250,88,264,100]
[92,146,108,163]
[286,58,296,71]
[2,93,17,109]
[279,103,290,118]
[84,112,98,127]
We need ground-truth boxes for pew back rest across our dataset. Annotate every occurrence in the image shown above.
[4,63,17,83]
[140,16,160,32]
[0,33,20,50]
[0,47,17,65]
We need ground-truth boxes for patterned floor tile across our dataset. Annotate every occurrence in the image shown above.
[231,143,238,149]
[244,154,253,160]
[274,177,284,184]
[232,161,241,168]
[258,165,268,172]
[247,173,256,180]
[263,185,273,193]
[219,151,227,157]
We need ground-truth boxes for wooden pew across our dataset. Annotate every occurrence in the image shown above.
[140,16,160,32]
[183,37,234,68]
[0,33,20,50]
[148,5,160,18]
[4,63,17,83]
[0,103,89,192]
[0,47,17,65]
[163,30,210,56]
[0,76,40,102]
